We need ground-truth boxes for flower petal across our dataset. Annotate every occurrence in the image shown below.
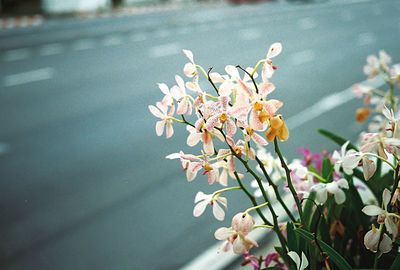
[213,201,225,221]
[214,227,233,240]
[383,188,391,208]
[362,205,384,216]
[193,200,209,217]
[288,251,301,270]
[267,42,282,58]
[155,120,165,136]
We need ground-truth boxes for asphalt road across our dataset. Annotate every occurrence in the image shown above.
[0,0,400,269]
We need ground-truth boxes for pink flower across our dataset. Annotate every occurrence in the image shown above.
[214,212,258,254]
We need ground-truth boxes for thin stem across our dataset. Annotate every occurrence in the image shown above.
[255,156,297,222]
[207,67,220,96]
[251,59,265,77]
[236,65,259,94]
[196,64,209,79]
[212,186,241,198]
[233,171,273,226]
[245,201,269,215]
[180,115,195,128]
[274,138,305,225]
[253,224,274,230]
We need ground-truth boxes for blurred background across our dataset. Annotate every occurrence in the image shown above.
[0,0,399,269]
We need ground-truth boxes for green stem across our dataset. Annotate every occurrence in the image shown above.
[255,156,297,222]
[212,186,241,198]
[245,201,269,215]
[273,138,305,225]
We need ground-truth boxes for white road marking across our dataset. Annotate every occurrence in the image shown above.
[72,39,96,51]
[298,17,317,30]
[3,48,30,62]
[356,32,376,46]
[3,68,54,87]
[238,28,262,41]
[340,10,354,21]
[102,35,122,47]
[149,43,181,58]
[154,29,170,38]
[288,50,315,66]
[131,33,147,42]
[39,43,64,56]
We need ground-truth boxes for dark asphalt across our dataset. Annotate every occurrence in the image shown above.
[0,0,400,269]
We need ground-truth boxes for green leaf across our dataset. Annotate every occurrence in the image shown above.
[295,228,352,270]
[287,222,298,253]
[389,253,400,270]
[318,129,358,151]
[322,157,333,182]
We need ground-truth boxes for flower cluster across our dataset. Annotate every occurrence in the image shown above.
[150,46,400,269]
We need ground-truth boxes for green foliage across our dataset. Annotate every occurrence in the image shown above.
[318,129,358,151]
[295,228,353,270]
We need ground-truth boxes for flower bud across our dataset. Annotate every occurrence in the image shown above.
[232,212,254,235]
[355,107,370,123]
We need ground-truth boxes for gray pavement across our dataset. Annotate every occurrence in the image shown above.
[0,0,400,269]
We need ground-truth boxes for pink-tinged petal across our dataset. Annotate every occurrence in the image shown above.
[215,227,233,240]
[176,98,188,115]
[207,169,219,185]
[203,131,215,155]
[187,131,202,147]
[148,105,164,119]
[217,196,228,208]
[267,42,282,58]
[225,65,240,79]
[170,85,183,100]
[218,169,228,186]
[259,82,275,97]
[252,133,268,146]
[265,99,283,115]
[383,188,391,207]
[221,240,231,252]
[183,49,194,63]
[362,205,384,216]
[175,75,186,92]
[229,105,250,120]
[205,114,220,131]
[166,122,174,138]
[219,81,233,96]
[232,237,247,254]
[227,156,235,172]
[187,162,202,181]
[379,233,393,253]
[209,72,225,83]
[250,111,264,131]
[213,201,225,221]
[238,79,252,97]
[194,191,209,203]
[362,157,376,181]
[226,119,237,137]
[158,83,170,95]
[262,63,274,80]
[220,96,229,111]
[155,120,165,136]
[193,200,209,217]
[232,212,254,235]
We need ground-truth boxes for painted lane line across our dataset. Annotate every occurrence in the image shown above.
[72,39,96,51]
[3,48,30,62]
[288,50,315,66]
[298,17,317,30]
[39,43,64,56]
[3,68,54,87]
[102,35,122,47]
[356,32,376,46]
[149,43,181,58]
[238,28,262,41]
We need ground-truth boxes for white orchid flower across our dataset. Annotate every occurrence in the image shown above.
[362,189,398,240]
[332,141,362,175]
[262,42,282,81]
[364,225,392,254]
[193,191,227,221]
[312,178,349,205]
[148,103,175,138]
[287,251,309,270]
